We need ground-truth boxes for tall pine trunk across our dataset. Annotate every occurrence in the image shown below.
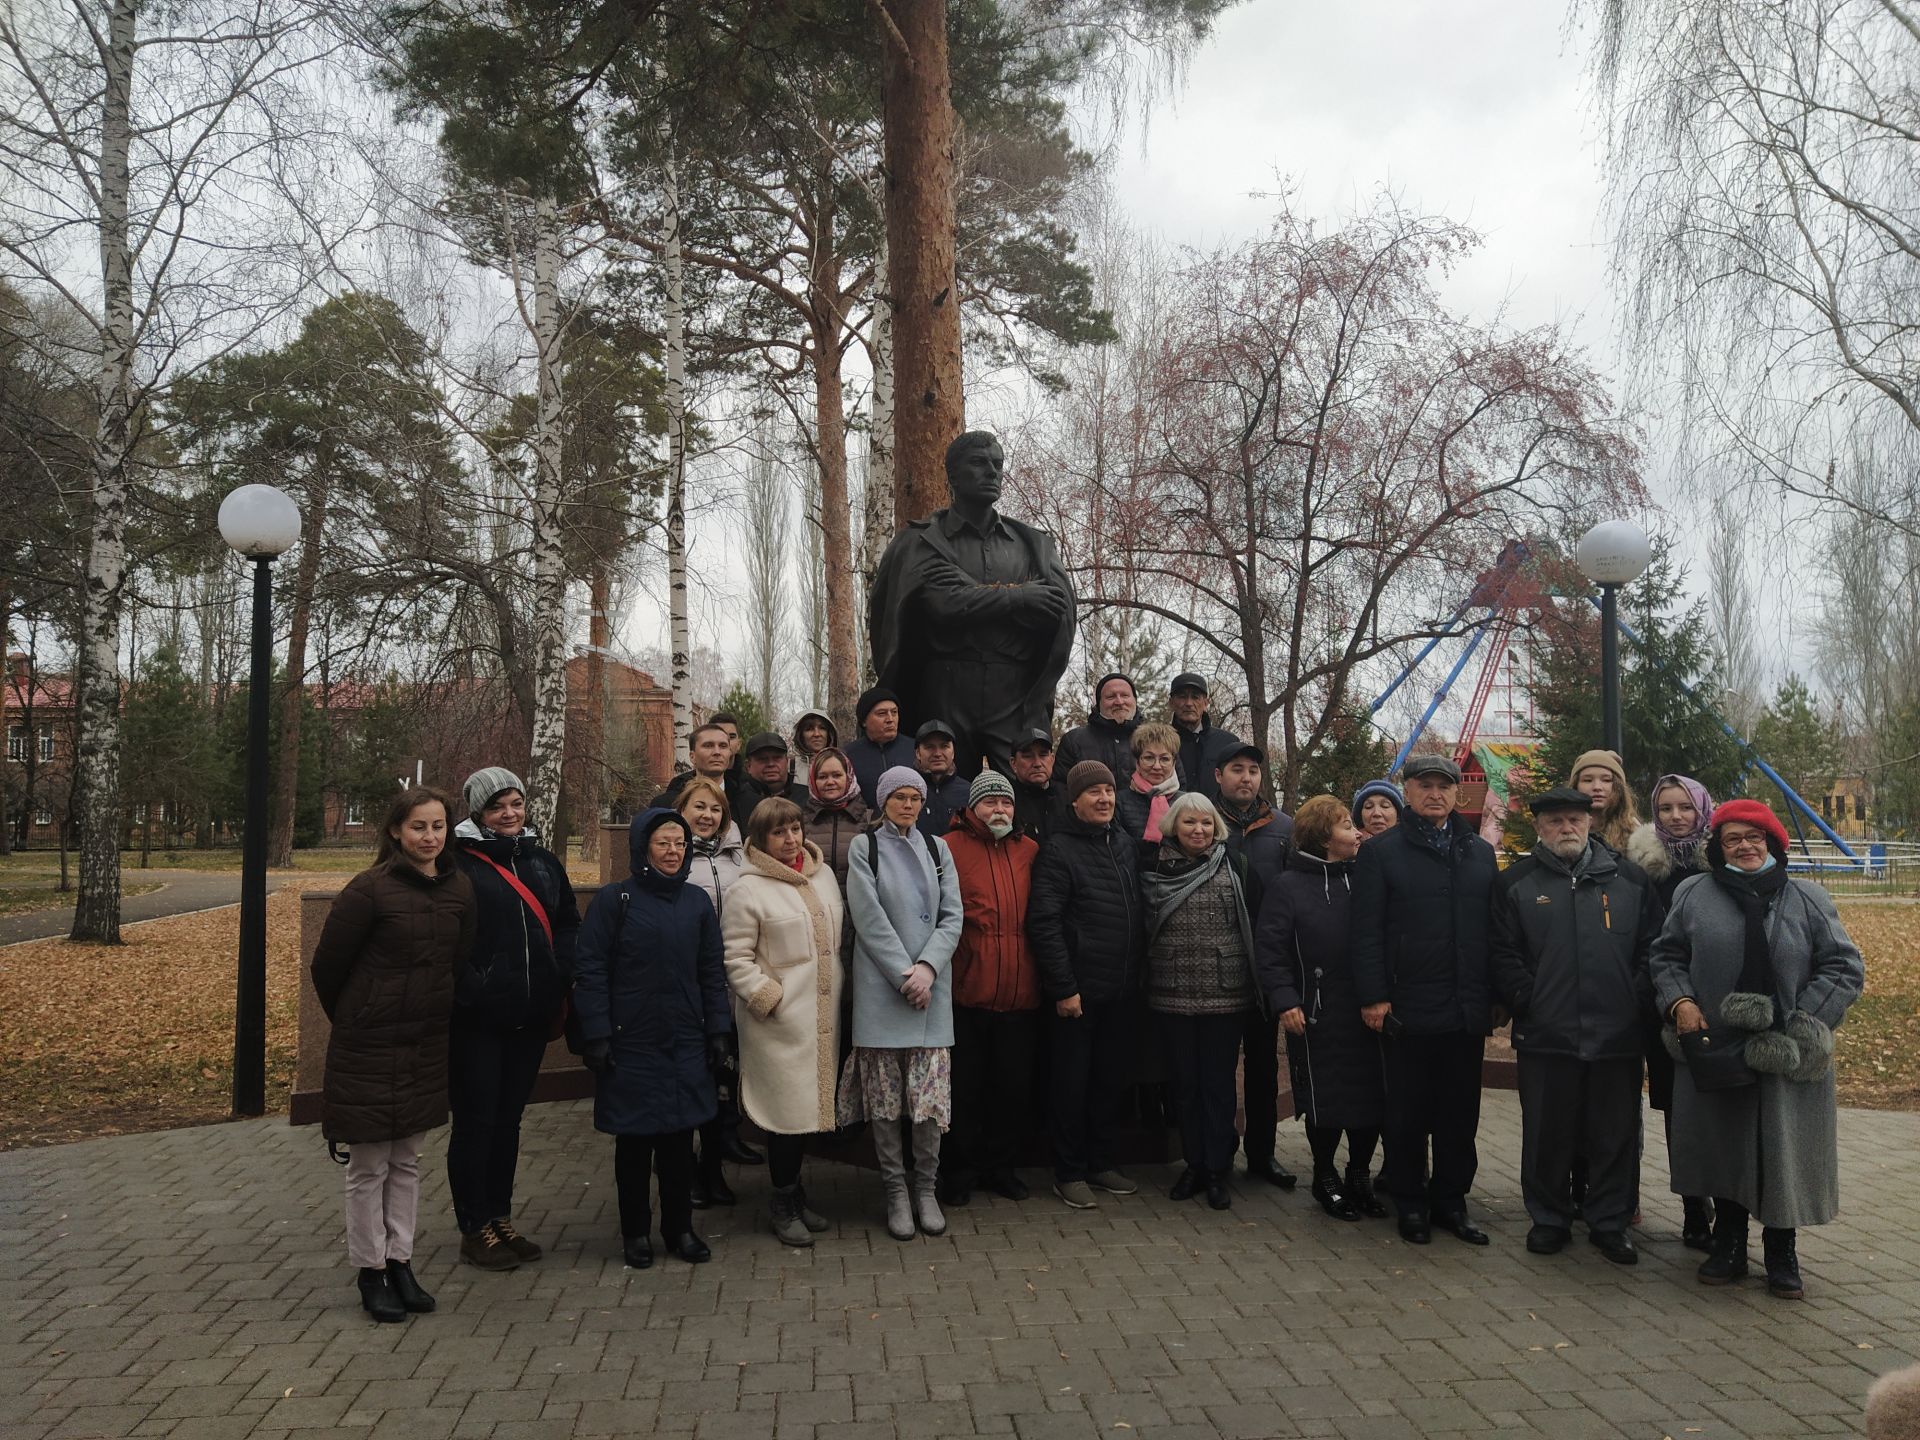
[865,238,896,583]
[577,562,609,863]
[71,0,138,943]
[267,476,326,867]
[879,0,964,525]
[808,298,859,732]
[663,146,692,768]
[524,193,569,841]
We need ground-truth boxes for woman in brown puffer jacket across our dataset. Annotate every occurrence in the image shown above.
[311,786,475,1324]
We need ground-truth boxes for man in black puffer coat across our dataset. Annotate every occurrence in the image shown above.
[1491,787,1663,1264]
[1027,760,1146,1209]
[1054,673,1143,787]
[1350,754,1499,1247]
[1169,672,1241,801]
[450,768,581,1271]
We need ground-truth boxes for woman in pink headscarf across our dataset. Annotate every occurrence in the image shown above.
[1626,772,1717,1249]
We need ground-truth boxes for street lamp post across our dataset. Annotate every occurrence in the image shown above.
[218,484,300,1117]
[1575,520,1652,758]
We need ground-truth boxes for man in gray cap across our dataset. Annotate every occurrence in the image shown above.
[1491,786,1663,1265]
[1169,673,1240,802]
[1351,751,1500,1247]
[914,719,972,838]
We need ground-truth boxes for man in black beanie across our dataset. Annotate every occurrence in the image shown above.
[845,686,916,809]
[1054,673,1142,786]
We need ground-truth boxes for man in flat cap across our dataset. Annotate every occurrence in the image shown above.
[1351,752,1500,1246]
[1491,786,1664,1265]
[729,732,807,826]
[868,432,1076,777]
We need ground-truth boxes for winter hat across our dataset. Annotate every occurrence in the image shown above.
[875,765,927,809]
[463,766,525,819]
[1092,672,1136,703]
[1707,798,1790,863]
[968,770,1014,807]
[1350,778,1403,826]
[1066,760,1116,802]
[1529,786,1595,817]
[855,686,899,726]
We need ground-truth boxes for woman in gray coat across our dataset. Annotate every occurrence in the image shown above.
[1652,799,1864,1300]
[837,766,965,1242]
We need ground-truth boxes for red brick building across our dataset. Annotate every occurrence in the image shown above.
[2,652,75,846]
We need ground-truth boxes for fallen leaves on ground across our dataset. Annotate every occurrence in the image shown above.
[0,884,340,1149]
[1834,901,1920,1110]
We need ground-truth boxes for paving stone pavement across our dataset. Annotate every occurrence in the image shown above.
[4,1091,1919,1440]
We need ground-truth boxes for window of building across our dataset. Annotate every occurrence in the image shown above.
[131,802,147,823]
[38,726,52,761]
[1857,794,1868,821]
[34,803,53,826]
[5,725,22,762]
[1821,794,1833,819]
[344,800,364,827]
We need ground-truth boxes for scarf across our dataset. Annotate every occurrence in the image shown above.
[1652,773,1714,871]
[1711,858,1789,998]
[1140,841,1237,943]
[1130,767,1179,841]
[1217,793,1274,835]
[690,833,719,857]
[1404,810,1456,858]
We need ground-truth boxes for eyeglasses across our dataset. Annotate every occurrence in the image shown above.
[1721,832,1769,850]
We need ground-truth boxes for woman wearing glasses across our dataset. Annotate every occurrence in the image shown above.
[1652,800,1863,1300]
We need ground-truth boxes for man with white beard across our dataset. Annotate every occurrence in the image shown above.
[1491,786,1665,1266]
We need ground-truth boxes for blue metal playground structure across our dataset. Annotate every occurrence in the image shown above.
[1364,541,1866,868]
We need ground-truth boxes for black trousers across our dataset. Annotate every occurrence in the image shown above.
[695,1032,745,1172]
[447,1014,549,1235]
[1517,1053,1642,1233]
[614,1130,694,1239]
[949,1005,1044,1184]
[1160,1011,1245,1175]
[1048,1000,1129,1182]
[1378,1030,1484,1219]
[1240,1011,1282,1162]
[766,1132,814,1189]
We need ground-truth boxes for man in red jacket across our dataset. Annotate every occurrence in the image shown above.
[941,769,1044,1205]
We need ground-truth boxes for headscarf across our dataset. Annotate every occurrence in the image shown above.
[807,746,857,810]
[1650,773,1714,870]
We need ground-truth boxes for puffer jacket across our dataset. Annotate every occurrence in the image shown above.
[845,734,916,809]
[451,819,580,1030]
[1013,776,1064,845]
[1490,839,1662,1060]
[1350,812,1498,1036]
[803,793,871,886]
[1219,796,1293,893]
[1055,712,1142,786]
[311,857,475,1143]
[727,772,807,829]
[1027,810,1145,1004]
[571,809,733,1136]
[916,770,972,840]
[944,810,1042,1012]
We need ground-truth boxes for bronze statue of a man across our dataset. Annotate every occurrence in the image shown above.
[867,431,1076,777]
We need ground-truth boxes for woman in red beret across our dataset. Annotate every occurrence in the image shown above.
[1650,799,1864,1301]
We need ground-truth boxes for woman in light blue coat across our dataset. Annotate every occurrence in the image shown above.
[837,766,965,1241]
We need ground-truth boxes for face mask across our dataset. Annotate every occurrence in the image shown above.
[985,815,1014,839]
[1724,854,1777,873]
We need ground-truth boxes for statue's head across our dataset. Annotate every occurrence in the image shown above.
[945,431,1004,508]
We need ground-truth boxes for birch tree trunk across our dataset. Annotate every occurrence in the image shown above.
[577,561,609,862]
[71,0,137,944]
[879,0,965,525]
[663,147,693,768]
[267,475,327,867]
[524,192,570,842]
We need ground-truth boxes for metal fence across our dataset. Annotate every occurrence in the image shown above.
[1787,841,1920,898]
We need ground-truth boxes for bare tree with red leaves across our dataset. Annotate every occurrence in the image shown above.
[1014,193,1645,807]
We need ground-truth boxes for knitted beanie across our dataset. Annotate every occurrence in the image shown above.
[856,686,899,726]
[463,766,525,819]
[1066,760,1115,802]
[875,765,927,809]
[1568,748,1629,793]
[1350,777,1403,826]
[968,770,1014,806]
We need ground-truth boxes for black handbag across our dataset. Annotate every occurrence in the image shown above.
[1679,1025,1756,1091]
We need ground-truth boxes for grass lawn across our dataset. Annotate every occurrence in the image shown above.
[0,839,601,886]
[0,880,160,918]
[1,882,1908,1152]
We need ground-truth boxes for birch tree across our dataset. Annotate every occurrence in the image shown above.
[0,0,332,940]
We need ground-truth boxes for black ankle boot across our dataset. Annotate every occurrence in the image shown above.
[1697,1199,1749,1285]
[386,1259,435,1313]
[1311,1170,1361,1221]
[1681,1196,1714,1251]
[1344,1166,1388,1218]
[357,1267,405,1323]
[704,1158,737,1207]
[1762,1227,1803,1299]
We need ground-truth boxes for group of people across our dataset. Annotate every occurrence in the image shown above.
[310,674,1866,1326]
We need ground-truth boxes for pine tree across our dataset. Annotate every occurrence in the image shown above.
[1751,675,1840,826]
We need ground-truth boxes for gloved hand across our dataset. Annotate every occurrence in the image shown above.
[706,1033,733,1074]
[581,1038,612,1076]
